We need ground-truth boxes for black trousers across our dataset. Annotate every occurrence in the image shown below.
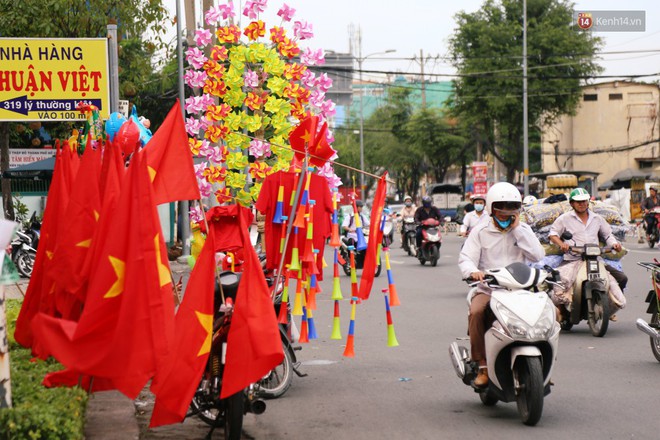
[605,265,627,291]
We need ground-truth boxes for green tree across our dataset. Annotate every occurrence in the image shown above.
[448,0,602,182]
[0,0,170,219]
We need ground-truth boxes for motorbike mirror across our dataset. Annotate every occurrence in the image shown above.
[560,231,573,241]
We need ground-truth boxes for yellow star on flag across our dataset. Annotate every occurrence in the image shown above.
[195,311,213,356]
[76,238,92,248]
[103,256,126,299]
[147,165,157,182]
[300,129,312,145]
[154,234,171,288]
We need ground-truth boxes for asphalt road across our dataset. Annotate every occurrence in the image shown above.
[239,232,658,440]
[138,231,659,439]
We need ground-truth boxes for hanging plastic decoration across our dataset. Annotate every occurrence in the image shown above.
[185,1,343,206]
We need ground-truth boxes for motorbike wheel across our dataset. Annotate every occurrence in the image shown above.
[429,246,439,267]
[559,320,573,331]
[342,262,351,276]
[16,250,35,278]
[402,236,409,254]
[479,389,499,406]
[514,357,544,426]
[649,234,658,248]
[375,262,382,277]
[650,312,660,363]
[407,236,416,257]
[223,391,245,440]
[587,290,609,337]
[258,342,293,399]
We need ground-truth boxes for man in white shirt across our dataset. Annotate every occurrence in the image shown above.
[548,187,626,321]
[459,194,489,237]
[458,182,544,388]
[341,200,370,245]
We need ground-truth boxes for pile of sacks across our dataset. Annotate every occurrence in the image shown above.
[521,199,631,270]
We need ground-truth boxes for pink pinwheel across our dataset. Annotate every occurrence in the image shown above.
[293,21,314,40]
[244,69,259,88]
[199,94,216,109]
[208,146,225,163]
[184,70,208,88]
[325,171,342,189]
[186,47,207,69]
[185,96,206,114]
[194,28,213,47]
[199,180,213,198]
[301,47,324,66]
[218,2,236,20]
[243,0,267,19]
[185,117,203,137]
[315,73,333,92]
[190,205,205,224]
[198,140,215,157]
[320,99,336,117]
[205,6,222,25]
[194,162,208,180]
[277,3,295,21]
[249,139,272,158]
[301,69,316,88]
[310,89,326,108]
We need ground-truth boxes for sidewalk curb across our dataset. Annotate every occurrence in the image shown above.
[84,390,139,439]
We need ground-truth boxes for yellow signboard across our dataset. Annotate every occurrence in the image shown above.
[0,38,109,121]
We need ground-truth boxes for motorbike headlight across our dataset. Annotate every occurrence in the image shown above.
[495,302,555,340]
[585,245,601,256]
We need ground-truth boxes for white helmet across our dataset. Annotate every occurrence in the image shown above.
[403,195,412,202]
[522,195,537,206]
[486,182,522,214]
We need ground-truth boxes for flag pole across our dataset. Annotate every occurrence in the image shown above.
[272,155,308,298]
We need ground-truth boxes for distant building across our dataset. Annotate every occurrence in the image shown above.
[541,81,660,183]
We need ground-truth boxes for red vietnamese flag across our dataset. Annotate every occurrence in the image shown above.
[137,99,200,205]
[220,206,284,398]
[30,152,175,399]
[150,233,215,427]
[358,172,388,300]
[14,145,73,350]
[50,145,102,320]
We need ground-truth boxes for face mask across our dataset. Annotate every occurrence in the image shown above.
[474,204,484,212]
[405,201,412,207]
[494,216,512,229]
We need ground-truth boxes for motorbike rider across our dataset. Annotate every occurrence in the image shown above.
[341,199,370,246]
[642,186,660,237]
[414,196,443,256]
[398,195,417,245]
[459,194,489,237]
[548,187,627,322]
[458,182,544,388]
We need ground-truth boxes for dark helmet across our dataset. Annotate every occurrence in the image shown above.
[422,196,432,208]
[355,200,364,208]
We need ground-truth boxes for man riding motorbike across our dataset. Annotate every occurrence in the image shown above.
[458,182,545,388]
[642,186,660,238]
[548,187,627,322]
[398,195,416,245]
[341,200,370,246]
[414,196,443,257]
[459,194,489,237]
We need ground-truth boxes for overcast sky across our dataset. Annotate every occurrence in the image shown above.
[163,0,660,81]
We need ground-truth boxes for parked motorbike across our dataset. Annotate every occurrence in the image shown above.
[644,207,660,248]
[11,229,37,278]
[557,232,612,337]
[189,271,266,440]
[449,262,561,426]
[636,262,660,362]
[400,217,417,256]
[25,212,41,250]
[417,218,442,266]
[258,273,306,399]
[340,235,382,277]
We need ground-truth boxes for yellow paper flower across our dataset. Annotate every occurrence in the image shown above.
[226,152,248,170]
[244,114,263,133]
[265,77,288,97]
[226,132,248,150]
[244,20,265,41]
[224,112,243,131]
[249,181,263,201]
[226,170,248,189]
[189,137,203,156]
[203,165,227,183]
[235,189,253,206]
[225,89,247,108]
[245,92,265,111]
[216,25,241,43]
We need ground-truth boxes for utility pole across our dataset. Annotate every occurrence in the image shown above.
[523,0,529,196]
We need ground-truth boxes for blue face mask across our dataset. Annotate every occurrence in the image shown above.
[494,216,512,229]
[474,204,484,212]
